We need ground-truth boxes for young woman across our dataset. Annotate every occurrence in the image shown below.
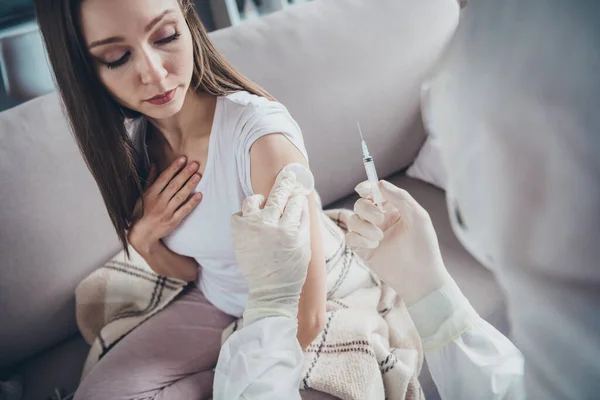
[35,0,331,398]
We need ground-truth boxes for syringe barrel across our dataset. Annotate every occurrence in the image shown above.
[363,157,379,182]
[363,157,384,209]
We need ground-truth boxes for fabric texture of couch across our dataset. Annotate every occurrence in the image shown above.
[0,1,506,399]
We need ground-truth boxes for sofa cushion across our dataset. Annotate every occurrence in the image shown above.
[212,0,460,205]
[9,334,89,400]
[0,93,122,368]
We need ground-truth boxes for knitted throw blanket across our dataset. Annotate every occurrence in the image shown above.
[75,209,423,399]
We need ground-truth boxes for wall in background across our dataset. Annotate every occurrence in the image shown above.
[196,0,217,32]
[0,75,20,111]
[0,20,56,109]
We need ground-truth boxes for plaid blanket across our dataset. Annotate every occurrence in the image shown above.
[76,209,423,399]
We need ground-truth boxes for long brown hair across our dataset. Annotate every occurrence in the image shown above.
[35,0,273,256]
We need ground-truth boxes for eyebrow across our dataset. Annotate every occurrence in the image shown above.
[88,9,174,49]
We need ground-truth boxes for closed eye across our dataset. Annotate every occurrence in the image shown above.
[102,30,180,70]
[105,51,131,69]
[155,31,181,45]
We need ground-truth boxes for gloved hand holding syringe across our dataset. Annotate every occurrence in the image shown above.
[356,122,384,211]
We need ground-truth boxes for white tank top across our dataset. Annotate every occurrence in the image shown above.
[130,91,309,316]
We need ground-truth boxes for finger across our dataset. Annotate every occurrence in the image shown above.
[354,180,375,199]
[347,213,384,243]
[378,180,414,209]
[172,192,203,223]
[355,180,391,208]
[162,162,200,204]
[354,198,385,226]
[261,203,283,225]
[241,194,267,216]
[345,231,379,250]
[167,172,201,212]
[279,163,315,195]
[263,176,298,222]
[148,156,187,196]
[265,175,297,208]
[280,194,307,227]
[379,180,432,221]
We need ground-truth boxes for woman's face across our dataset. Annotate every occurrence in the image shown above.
[81,0,195,119]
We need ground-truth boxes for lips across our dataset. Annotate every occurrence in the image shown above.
[146,88,177,105]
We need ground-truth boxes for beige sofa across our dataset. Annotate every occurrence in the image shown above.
[0,0,506,399]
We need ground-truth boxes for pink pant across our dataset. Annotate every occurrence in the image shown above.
[75,285,335,400]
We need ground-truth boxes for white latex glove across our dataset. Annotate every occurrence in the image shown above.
[231,165,313,325]
[345,180,451,305]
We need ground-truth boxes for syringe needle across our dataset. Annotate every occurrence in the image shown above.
[357,121,365,141]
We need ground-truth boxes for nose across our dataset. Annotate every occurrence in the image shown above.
[138,47,168,86]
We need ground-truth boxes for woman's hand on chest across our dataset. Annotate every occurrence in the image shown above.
[128,156,203,255]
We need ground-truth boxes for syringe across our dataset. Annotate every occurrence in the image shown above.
[357,122,384,211]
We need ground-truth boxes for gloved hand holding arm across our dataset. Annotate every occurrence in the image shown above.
[214,166,313,400]
[232,171,312,326]
[346,180,524,400]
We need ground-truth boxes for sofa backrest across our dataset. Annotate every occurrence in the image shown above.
[0,0,459,367]
[212,0,459,205]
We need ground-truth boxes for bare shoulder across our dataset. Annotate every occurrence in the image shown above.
[249,134,308,197]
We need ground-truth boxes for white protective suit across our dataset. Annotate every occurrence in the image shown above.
[426,0,600,398]
[215,0,600,399]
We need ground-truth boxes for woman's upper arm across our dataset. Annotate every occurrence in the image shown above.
[248,133,327,323]
[248,133,309,193]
